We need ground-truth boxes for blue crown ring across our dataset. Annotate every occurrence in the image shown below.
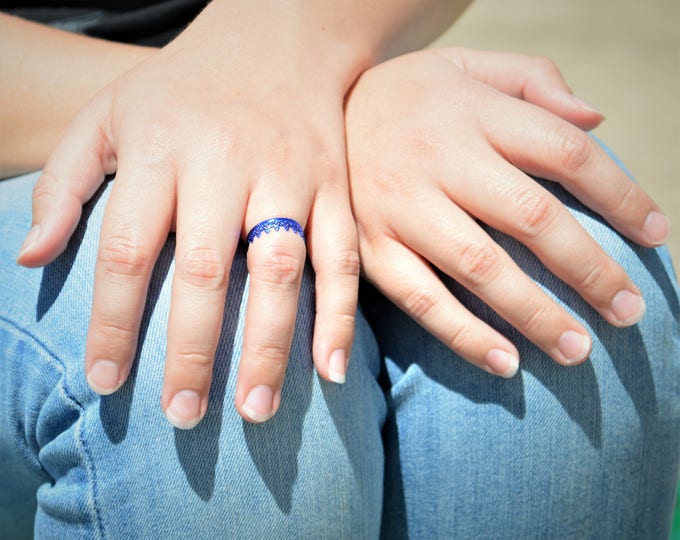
[247,218,305,244]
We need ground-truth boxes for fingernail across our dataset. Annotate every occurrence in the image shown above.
[16,224,41,261]
[87,360,121,395]
[557,330,591,364]
[611,290,646,326]
[570,94,602,115]
[328,349,347,384]
[486,349,519,378]
[242,385,275,423]
[642,211,670,245]
[165,390,203,430]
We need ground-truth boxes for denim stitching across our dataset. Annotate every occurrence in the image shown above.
[0,315,106,540]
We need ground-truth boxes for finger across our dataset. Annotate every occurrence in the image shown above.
[306,183,360,384]
[484,98,670,247]
[433,47,604,131]
[85,158,174,396]
[161,166,244,430]
[446,151,645,327]
[17,95,117,267]
[236,189,310,423]
[396,191,592,366]
[362,236,520,377]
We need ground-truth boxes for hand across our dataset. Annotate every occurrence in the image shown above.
[16,9,361,427]
[345,48,669,377]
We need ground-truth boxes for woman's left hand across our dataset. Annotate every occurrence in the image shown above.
[345,48,668,376]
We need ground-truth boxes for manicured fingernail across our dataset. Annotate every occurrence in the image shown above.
[557,330,591,364]
[87,360,121,395]
[16,224,41,261]
[328,349,347,384]
[642,211,670,245]
[486,349,519,378]
[570,94,602,115]
[165,390,203,430]
[242,385,275,423]
[611,290,646,326]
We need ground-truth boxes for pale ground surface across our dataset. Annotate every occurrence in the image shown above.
[432,0,679,264]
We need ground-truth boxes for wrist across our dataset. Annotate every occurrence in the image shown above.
[173,0,382,93]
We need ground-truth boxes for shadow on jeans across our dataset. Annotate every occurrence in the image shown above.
[360,181,670,537]
[242,261,316,513]
[172,243,248,501]
[36,178,111,322]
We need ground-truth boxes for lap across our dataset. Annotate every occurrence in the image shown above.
[2,158,679,539]
[364,177,680,539]
[0,172,386,539]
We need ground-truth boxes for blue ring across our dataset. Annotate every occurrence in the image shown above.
[247,217,305,244]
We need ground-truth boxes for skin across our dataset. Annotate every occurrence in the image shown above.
[4,10,670,426]
[0,14,153,178]
[345,48,669,376]
[6,0,473,429]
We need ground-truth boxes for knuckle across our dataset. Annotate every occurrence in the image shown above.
[251,344,289,369]
[447,323,473,353]
[96,318,137,341]
[206,123,241,160]
[458,243,501,287]
[333,311,357,328]
[331,247,361,278]
[514,189,559,238]
[372,173,399,194]
[521,304,553,336]
[402,286,438,322]
[371,168,415,196]
[178,246,229,289]
[252,249,303,287]
[174,349,214,372]
[32,171,60,202]
[99,235,154,278]
[318,309,357,331]
[319,157,346,186]
[576,258,609,294]
[608,182,638,216]
[550,126,593,174]
[400,128,445,160]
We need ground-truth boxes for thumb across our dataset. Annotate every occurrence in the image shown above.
[434,47,604,131]
[17,95,116,267]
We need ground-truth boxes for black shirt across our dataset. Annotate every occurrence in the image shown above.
[1,0,207,45]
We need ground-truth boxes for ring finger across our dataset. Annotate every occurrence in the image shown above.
[236,185,310,423]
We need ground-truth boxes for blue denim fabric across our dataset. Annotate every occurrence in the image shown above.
[366,176,680,539]
[1,162,678,538]
[0,173,386,539]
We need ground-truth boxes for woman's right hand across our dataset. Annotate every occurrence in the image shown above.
[15,4,365,428]
[345,48,669,377]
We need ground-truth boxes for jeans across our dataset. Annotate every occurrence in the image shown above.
[1,163,678,538]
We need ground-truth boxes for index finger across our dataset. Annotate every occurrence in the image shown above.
[484,97,670,247]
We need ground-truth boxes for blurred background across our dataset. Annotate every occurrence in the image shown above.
[432,0,679,264]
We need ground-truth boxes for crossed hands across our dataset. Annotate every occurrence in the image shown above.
[17,44,668,429]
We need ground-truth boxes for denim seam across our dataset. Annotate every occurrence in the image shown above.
[0,316,63,477]
[0,314,107,540]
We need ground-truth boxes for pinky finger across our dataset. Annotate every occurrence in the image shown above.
[17,94,116,267]
[307,189,360,384]
[363,238,520,378]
